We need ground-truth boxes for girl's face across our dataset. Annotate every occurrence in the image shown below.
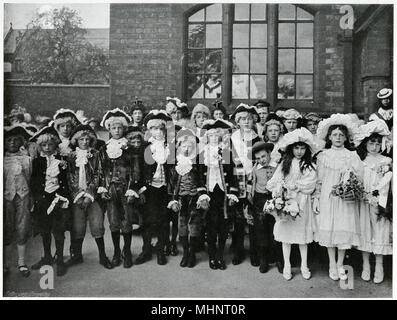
[109,122,125,139]
[254,149,270,167]
[306,120,318,135]
[257,107,269,125]
[150,125,165,140]
[293,144,307,160]
[179,139,196,157]
[40,141,57,156]
[5,136,24,153]
[213,110,224,120]
[366,139,381,155]
[59,122,72,138]
[77,134,91,150]
[329,128,347,148]
[284,119,298,132]
[195,112,208,128]
[237,112,252,130]
[266,125,281,142]
[132,110,143,124]
[126,133,142,148]
[381,98,390,107]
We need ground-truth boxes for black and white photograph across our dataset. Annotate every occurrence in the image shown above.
[1,0,394,300]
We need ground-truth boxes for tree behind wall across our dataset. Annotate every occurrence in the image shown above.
[19,7,109,84]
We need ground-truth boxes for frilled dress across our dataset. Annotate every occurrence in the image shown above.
[315,147,363,249]
[359,154,392,255]
[266,158,317,244]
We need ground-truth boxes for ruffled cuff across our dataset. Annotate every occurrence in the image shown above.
[85,193,95,203]
[227,194,239,203]
[197,187,207,194]
[97,187,108,194]
[197,194,210,205]
[138,186,147,194]
[125,189,139,198]
[167,200,180,209]
[47,194,69,215]
[73,191,86,204]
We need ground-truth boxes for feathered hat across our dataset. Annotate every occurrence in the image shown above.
[100,108,132,130]
[143,109,172,129]
[30,125,60,143]
[230,103,259,122]
[353,119,391,148]
[4,124,34,140]
[316,113,359,141]
[53,108,81,129]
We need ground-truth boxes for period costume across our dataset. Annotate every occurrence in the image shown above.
[52,108,81,157]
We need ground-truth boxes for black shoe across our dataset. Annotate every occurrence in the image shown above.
[232,254,243,265]
[18,265,31,278]
[217,259,227,270]
[165,244,171,256]
[157,252,167,265]
[209,259,218,270]
[259,259,269,273]
[99,256,113,269]
[180,255,188,268]
[135,252,152,265]
[56,261,67,277]
[65,254,83,267]
[32,256,53,270]
[111,251,122,267]
[123,251,133,268]
[250,255,260,267]
[170,243,178,256]
[276,261,284,274]
[187,252,196,268]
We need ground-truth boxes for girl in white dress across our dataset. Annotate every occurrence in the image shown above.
[267,128,317,281]
[354,120,392,284]
[313,114,362,281]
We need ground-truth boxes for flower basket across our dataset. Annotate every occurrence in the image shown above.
[331,169,364,203]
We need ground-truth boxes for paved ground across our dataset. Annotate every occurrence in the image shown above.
[3,223,392,298]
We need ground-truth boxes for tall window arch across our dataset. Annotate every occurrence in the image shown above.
[183,3,316,109]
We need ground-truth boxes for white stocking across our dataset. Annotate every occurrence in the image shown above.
[299,244,308,269]
[282,243,292,268]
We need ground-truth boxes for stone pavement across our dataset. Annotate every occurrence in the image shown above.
[3,225,392,298]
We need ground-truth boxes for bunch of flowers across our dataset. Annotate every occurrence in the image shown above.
[263,183,300,221]
[331,169,364,203]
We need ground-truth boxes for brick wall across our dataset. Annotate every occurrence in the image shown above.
[4,84,110,118]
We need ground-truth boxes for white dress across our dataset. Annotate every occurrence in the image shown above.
[359,154,392,255]
[315,147,363,249]
[267,158,317,244]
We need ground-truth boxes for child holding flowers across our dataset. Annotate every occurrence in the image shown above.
[266,128,317,280]
[313,114,362,281]
[354,120,392,284]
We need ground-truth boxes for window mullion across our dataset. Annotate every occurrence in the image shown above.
[222,4,233,107]
[267,4,278,108]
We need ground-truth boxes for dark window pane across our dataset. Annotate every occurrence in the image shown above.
[250,75,267,99]
[232,74,249,99]
[206,24,222,48]
[251,24,267,47]
[278,75,295,99]
[296,75,313,99]
[250,49,267,73]
[233,24,249,48]
[297,23,313,47]
[189,74,204,99]
[278,49,295,73]
[206,4,222,21]
[297,8,313,20]
[297,49,313,73]
[188,24,204,48]
[279,4,296,20]
[203,74,222,99]
[206,49,222,73]
[251,4,266,20]
[278,23,295,47]
[189,9,204,22]
[235,3,250,21]
[187,50,204,74]
[233,49,249,73]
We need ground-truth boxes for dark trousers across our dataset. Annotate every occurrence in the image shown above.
[141,186,168,253]
[206,185,229,260]
[165,204,179,246]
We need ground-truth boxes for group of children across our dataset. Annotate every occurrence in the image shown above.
[3,88,393,287]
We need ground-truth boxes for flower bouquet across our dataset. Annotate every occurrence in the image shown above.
[331,169,364,203]
[263,184,300,222]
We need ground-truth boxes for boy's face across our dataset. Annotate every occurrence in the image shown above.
[179,139,196,157]
[132,110,143,124]
[306,120,318,135]
[255,149,270,167]
[150,125,165,140]
[59,122,73,138]
[40,141,57,155]
[77,135,91,150]
[5,135,24,153]
[208,131,220,146]
[109,122,125,139]
[213,110,224,120]
[126,133,142,148]
[257,107,269,125]
[237,112,251,130]
[195,112,208,128]
[266,124,281,142]
[284,119,297,132]
[366,139,381,155]
[381,98,391,108]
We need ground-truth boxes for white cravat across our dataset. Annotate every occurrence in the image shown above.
[75,147,89,190]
